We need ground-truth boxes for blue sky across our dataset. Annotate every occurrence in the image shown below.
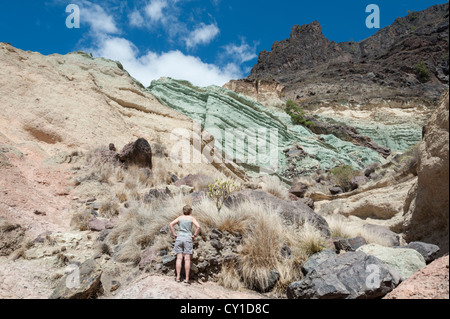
[0,0,448,87]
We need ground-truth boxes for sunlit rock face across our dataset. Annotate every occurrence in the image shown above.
[147,78,385,176]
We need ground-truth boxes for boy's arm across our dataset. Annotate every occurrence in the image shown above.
[192,218,201,238]
[169,217,179,238]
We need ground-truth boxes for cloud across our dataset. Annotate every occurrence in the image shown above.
[89,36,242,87]
[185,23,220,49]
[223,40,258,64]
[128,10,145,28]
[145,0,168,23]
[78,0,120,34]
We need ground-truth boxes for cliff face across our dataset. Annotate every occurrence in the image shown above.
[403,91,449,254]
[248,3,449,106]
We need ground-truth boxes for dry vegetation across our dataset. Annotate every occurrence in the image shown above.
[67,146,330,297]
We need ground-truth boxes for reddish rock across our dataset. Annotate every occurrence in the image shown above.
[88,218,114,232]
[384,256,449,299]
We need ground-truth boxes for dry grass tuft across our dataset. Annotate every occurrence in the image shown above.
[260,175,289,200]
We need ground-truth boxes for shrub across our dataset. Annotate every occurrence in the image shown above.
[285,100,314,128]
[329,165,360,192]
[207,179,240,212]
[416,61,430,83]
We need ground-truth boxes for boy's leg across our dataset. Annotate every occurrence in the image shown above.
[176,253,183,281]
[184,254,191,282]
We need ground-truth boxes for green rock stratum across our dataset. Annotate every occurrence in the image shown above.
[147,77,386,175]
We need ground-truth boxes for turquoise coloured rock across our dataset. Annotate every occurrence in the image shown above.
[147,78,386,175]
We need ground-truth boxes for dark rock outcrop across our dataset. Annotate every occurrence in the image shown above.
[118,138,153,169]
[249,4,449,105]
[287,251,401,299]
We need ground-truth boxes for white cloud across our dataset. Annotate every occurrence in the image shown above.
[78,1,120,34]
[128,10,145,28]
[145,0,168,23]
[223,41,258,64]
[89,36,242,87]
[185,23,220,49]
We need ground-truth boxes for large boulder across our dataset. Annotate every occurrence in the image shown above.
[384,256,449,299]
[357,244,426,280]
[49,259,103,299]
[287,251,401,299]
[403,91,449,254]
[118,138,153,169]
[225,189,330,237]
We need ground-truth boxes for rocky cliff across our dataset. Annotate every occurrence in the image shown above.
[248,3,449,106]
[403,90,449,254]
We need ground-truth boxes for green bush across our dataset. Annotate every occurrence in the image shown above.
[329,165,360,192]
[416,61,431,83]
[285,100,314,128]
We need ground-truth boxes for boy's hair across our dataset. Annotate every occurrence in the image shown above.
[183,205,193,215]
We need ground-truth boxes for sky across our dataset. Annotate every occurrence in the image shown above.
[0,0,448,87]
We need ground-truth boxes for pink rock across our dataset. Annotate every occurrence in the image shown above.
[88,218,114,232]
[384,256,449,299]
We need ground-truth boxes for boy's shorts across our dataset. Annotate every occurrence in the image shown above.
[174,236,193,255]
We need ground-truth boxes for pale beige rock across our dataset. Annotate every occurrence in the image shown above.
[403,91,449,254]
[314,178,415,231]
[223,79,286,109]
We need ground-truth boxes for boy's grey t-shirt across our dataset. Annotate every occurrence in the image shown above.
[178,219,193,238]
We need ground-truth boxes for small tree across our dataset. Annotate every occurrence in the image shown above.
[416,61,431,83]
[207,179,240,212]
[285,100,315,128]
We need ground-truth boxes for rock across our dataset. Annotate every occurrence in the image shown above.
[225,189,330,237]
[139,247,158,270]
[165,185,193,196]
[384,256,449,299]
[397,242,440,264]
[364,163,379,177]
[329,187,344,195]
[362,224,400,247]
[88,218,114,232]
[334,236,367,252]
[298,198,315,209]
[118,138,153,169]
[403,91,449,254]
[349,176,368,191]
[162,255,177,267]
[210,239,223,251]
[287,251,400,299]
[143,189,168,202]
[174,174,214,190]
[281,245,292,259]
[357,244,426,280]
[255,270,280,293]
[289,180,308,198]
[0,218,25,257]
[49,259,103,299]
[110,280,121,293]
[301,249,337,275]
